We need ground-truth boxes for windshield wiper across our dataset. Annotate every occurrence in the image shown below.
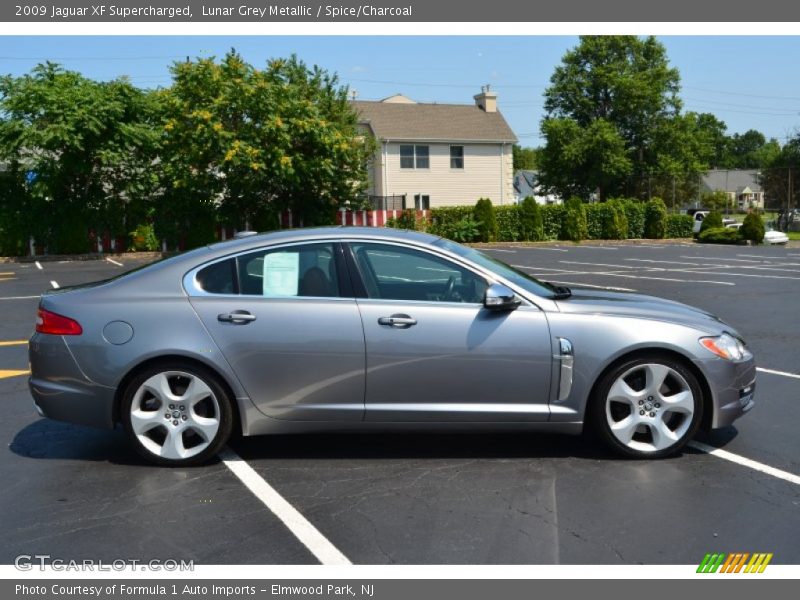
[550,284,572,300]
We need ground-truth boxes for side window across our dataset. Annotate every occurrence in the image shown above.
[238,243,341,298]
[351,243,487,304]
[196,258,237,294]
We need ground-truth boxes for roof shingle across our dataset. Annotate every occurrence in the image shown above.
[353,100,517,143]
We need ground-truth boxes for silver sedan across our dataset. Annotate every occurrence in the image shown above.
[29,228,756,466]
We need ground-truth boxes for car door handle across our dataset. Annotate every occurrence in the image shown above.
[218,311,257,324]
[378,314,417,328]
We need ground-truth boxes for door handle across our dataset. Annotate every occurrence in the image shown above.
[218,311,257,324]
[378,314,417,328]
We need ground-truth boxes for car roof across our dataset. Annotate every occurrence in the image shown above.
[206,226,441,255]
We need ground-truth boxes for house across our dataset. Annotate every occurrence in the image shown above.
[700,169,765,210]
[513,170,562,205]
[353,87,517,210]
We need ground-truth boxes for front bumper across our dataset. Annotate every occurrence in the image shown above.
[696,354,756,429]
[28,333,116,429]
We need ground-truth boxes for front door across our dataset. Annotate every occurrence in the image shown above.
[347,242,553,422]
[187,242,365,421]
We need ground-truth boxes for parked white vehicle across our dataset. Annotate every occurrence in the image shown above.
[764,230,789,245]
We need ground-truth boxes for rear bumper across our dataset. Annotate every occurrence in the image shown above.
[697,354,756,429]
[28,333,116,429]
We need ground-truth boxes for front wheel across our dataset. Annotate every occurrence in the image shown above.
[121,362,234,466]
[590,356,703,458]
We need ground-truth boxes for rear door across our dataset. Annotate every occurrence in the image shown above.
[186,242,365,421]
[346,241,553,422]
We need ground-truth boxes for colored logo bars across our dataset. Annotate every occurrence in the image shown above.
[697,553,773,573]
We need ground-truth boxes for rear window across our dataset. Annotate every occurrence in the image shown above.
[196,259,237,294]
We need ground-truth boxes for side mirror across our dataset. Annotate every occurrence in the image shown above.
[483,283,521,311]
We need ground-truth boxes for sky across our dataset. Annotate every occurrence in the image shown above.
[2,36,800,146]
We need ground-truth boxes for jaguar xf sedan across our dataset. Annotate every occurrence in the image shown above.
[29,228,756,466]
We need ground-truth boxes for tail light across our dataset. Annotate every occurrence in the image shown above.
[36,308,83,335]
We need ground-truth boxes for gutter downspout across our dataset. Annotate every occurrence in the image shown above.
[500,143,505,205]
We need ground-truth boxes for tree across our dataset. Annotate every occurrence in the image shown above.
[0,63,160,253]
[159,51,373,246]
[512,145,538,171]
[539,36,710,202]
[701,190,731,212]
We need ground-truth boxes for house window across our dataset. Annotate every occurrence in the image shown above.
[450,145,464,169]
[414,194,430,210]
[399,145,429,169]
[400,145,415,169]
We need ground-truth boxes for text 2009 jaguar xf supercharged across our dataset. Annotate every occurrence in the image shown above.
[29,228,755,466]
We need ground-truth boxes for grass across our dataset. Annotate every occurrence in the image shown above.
[788,231,800,241]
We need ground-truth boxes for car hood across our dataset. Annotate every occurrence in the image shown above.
[553,288,736,335]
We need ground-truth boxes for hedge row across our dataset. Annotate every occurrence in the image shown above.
[389,198,694,243]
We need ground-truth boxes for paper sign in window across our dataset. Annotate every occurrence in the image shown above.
[263,252,299,297]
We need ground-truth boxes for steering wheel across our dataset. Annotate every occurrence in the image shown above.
[442,275,456,301]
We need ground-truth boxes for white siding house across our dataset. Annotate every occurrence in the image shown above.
[353,88,517,209]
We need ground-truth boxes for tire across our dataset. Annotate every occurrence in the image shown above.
[121,361,234,467]
[589,354,703,459]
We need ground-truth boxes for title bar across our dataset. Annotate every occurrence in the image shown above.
[6,0,800,22]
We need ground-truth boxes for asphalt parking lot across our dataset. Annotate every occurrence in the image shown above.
[0,241,798,565]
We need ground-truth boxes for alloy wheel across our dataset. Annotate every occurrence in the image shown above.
[604,362,695,453]
[129,370,221,461]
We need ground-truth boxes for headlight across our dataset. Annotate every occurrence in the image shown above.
[699,333,751,361]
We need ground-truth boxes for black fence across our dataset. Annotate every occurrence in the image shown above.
[367,194,407,211]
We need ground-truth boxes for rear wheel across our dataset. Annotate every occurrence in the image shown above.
[591,355,703,458]
[121,362,233,466]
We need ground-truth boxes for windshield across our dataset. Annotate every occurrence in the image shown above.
[432,238,559,299]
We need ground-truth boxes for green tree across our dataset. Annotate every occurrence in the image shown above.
[699,210,724,234]
[0,63,160,254]
[473,197,497,242]
[519,196,544,241]
[159,51,373,246]
[512,145,539,171]
[644,198,667,239]
[701,190,731,212]
[561,197,588,241]
[539,36,709,203]
[740,212,765,244]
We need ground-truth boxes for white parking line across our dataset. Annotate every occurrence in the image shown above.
[756,367,800,380]
[50,280,59,289]
[485,249,516,253]
[546,280,636,292]
[0,295,39,300]
[560,261,640,269]
[515,247,569,252]
[219,447,351,565]
[35,261,42,270]
[688,441,800,486]
[736,254,789,259]
[573,246,619,250]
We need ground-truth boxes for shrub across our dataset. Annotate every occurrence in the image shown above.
[698,227,741,244]
[621,199,646,238]
[129,223,159,252]
[448,218,482,243]
[586,200,628,240]
[665,214,694,238]
[473,197,498,242]
[561,197,588,242]
[699,210,724,235]
[495,205,522,241]
[541,204,566,240]
[385,209,422,231]
[519,197,544,241]
[644,198,668,239]
[428,206,474,238]
[739,213,765,244]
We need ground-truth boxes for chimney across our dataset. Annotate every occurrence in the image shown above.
[474,84,497,113]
